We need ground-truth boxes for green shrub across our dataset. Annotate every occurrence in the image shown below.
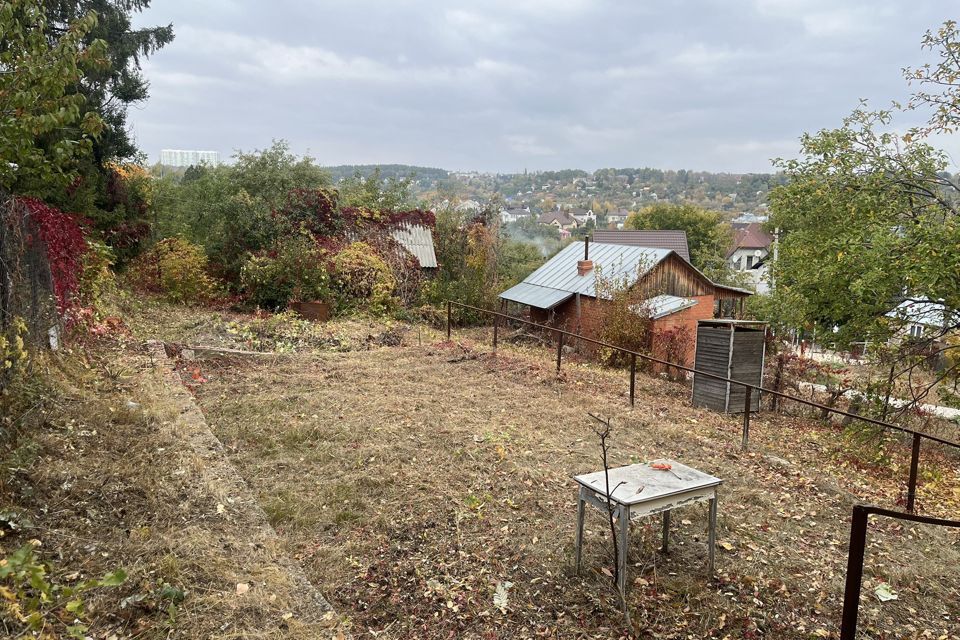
[332,242,396,315]
[241,234,332,310]
[127,237,217,304]
[78,240,116,313]
[0,318,29,393]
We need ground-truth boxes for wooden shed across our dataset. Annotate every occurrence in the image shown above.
[692,320,767,413]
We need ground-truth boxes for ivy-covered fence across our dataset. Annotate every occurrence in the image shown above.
[0,193,88,346]
[0,192,62,348]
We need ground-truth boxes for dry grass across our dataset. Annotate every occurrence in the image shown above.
[0,340,344,638]
[184,334,960,639]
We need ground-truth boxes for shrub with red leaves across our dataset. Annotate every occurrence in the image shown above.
[383,208,435,228]
[19,197,88,313]
[274,188,340,236]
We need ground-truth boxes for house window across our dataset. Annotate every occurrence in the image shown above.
[909,324,924,338]
[746,255,755,269]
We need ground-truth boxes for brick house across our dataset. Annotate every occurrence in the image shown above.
[499,239,751,365]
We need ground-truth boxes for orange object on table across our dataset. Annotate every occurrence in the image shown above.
[650,462,673,471]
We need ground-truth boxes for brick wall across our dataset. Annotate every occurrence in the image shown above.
[533,293,713,367]
[649,294,715,366]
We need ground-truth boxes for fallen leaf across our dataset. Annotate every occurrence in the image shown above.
[874,583,898,602]
[493,580,513,613]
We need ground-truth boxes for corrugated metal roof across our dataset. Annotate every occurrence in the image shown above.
[391,224,438,268]
[593,230,690,262]
[633,294,699,320]
[505,242,670,305]
[499,282,573,309]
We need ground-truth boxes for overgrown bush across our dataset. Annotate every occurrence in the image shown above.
[126,237,217,304]
[77,240,116,312]
[651,326,694,379]
[594,264,653,366]
[426,208,500,321]
[332,242,396,315]
[241,234,332,310]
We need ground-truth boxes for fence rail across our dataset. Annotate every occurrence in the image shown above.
[840,504,960,639]
[446,300,960,514]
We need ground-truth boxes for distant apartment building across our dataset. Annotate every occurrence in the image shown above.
[159,149,221,167]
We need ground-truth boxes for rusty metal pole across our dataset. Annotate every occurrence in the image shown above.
[741,387,752,451]
[493,313,499,352]
[446,301,451,341]
[840,505,869,640]
[556,331,564,373]
[629,353,636,407]
[906,433,921,513]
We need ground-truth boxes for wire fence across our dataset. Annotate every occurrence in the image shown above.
[447,300,960,636]
[0,192,59,347]
[446,300,960,515]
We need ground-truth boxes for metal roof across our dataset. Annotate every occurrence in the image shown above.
[634,294,699,320]
[500,241,670,308]
[593,230,691,262]
[391,224,438,268]
[499,282,573,309]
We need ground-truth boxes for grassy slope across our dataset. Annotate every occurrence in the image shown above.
[6,296,956,639]
[171,312,960,639]
[0,332,343,637]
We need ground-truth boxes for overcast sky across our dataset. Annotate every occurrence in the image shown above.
[129,0,958,173]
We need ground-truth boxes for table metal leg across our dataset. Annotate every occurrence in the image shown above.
[575,488,586,574]
[661,510,670,553]
[708,494,718,575]
[618,504,630,597]
[576,487,587,575]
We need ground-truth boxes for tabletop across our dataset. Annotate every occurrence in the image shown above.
[574,459,722,506]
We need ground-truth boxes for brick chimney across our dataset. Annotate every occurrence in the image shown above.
[577,237,593,276]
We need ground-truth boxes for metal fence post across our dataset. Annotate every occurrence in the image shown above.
[446,301,451,341]
[629,353,636,407]
[741,387,752,451]
[840,505,869,640]
[492,313,499,352]
[556,331,564,373]
[906,433,921,513]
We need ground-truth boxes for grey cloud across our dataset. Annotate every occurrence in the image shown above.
[130,0,956,172]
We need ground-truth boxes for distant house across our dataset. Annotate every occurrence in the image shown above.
[728,223,772,270]
[500,206,531,224]
[727,222,772,292]
[731,213,769,225]
[593,229,691,262]
[498,240,752,365]
[605,208,630,228]
[456,199,482,213]
[391,224,438,269]
[568,207,595,225]
[885,299,956,340]
[537,209,579,230]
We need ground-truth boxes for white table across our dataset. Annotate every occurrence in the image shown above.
[574,459,722,595]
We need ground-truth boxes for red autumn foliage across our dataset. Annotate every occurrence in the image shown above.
[384,208,435,228]
[650,326,694,380]
[274,188,340,236]
[274,188,436,240]
[19,197,89,313]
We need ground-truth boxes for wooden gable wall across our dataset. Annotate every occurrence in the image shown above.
[636,253,715,298]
